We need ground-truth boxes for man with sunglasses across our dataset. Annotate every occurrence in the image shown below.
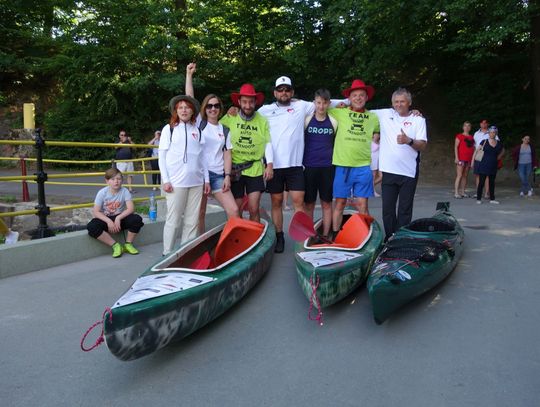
[258,76,315,253]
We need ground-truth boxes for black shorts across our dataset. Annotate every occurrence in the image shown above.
[87,213,144,239]
[266,166,305,194]
[231,175,265,199]
[304,166,335,203]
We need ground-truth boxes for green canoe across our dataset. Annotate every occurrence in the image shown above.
[293,210,384,320]
[103,217,275,361]
[367,203,464,324]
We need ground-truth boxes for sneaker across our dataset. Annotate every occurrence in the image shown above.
[112,242,123,258]
[123,242,139,255]
[374,191,381,197]
[489,200,500,205]
[520,191,524,197]
[454,194,462,199]
[274,232,285,253]
[476,200,482,205]
[528,189,533,197]
[5,230,19,244]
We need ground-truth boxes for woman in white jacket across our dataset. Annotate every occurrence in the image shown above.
[159,94,210,256]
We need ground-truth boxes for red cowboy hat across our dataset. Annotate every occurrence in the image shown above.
[231,83,265,107]
[342,79,375,100]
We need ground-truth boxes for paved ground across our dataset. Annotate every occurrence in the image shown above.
[1,178,539,406]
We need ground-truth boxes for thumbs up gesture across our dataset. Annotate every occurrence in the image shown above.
[397,128,410,144]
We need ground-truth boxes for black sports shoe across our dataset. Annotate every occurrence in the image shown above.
[274,232,285,253]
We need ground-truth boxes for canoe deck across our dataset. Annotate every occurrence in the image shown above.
[367,207,464,324]
[103,217,275,361]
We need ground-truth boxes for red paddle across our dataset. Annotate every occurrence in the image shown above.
[288,211,332,243]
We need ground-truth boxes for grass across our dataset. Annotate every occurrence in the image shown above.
[135,203,149,215]
[0,195,17,204]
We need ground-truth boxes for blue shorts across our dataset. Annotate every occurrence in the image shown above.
[209,171,225,193]
[333,166,374,198]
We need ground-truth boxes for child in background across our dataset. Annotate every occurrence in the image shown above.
[86,168,144,258]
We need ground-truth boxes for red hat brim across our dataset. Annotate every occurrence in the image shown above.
[342,83,375,101]
[231,92,265,107]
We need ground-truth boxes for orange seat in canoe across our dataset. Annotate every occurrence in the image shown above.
[333,213,373,249]
[213,217,264,266]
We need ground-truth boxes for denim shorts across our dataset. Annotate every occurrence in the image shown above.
[209,170,225,193]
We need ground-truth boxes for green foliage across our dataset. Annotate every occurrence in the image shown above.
[1,0,536,151]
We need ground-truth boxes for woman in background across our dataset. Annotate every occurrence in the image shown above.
[473,126,505,204]
[511,135,538,196]
[453,121,475,198]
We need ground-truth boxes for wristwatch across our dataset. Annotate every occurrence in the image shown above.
[408,138,414,146]
[224,173,231,177]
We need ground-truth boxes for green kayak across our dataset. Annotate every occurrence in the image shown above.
[367,203,464,324]
[103,217,275,361]
[293,210,384,322]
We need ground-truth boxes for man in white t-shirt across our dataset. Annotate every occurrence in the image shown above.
[258,76,315,253]
[371,88,427,241]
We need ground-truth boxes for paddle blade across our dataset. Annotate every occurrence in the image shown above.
[289,211,317,242]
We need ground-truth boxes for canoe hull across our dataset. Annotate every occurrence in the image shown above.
[104,220,275,361]
[294,214,384,308]
[367,210,464,324]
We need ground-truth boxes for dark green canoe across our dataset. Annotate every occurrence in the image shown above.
[294,210,384,317]
[367,203,464,324]
[103,217,275,361]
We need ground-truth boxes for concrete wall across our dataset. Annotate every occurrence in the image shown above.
[0,205,226,279]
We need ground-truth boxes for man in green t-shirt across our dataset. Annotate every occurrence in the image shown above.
[220,84,274,223]
[328,79,379,238]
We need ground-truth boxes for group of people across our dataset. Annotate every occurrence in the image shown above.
[86,64,428,257]
[454,119,537,204]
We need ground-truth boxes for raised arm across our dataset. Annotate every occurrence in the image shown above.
[185,62,196,97]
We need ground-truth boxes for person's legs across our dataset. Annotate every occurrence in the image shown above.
[181,185,203,243]
[197,194,208,235]
[460,164,470,196]
[476,174,487,202]
[162,187,188,255]
[354,197,368,215]
[247,191,261,223]
[332,198,347,236]
[214,190,240,219]
[454,164,464,197]
[381,172,400,240]
[525,163,533,194]
[396,175,418,230]
[488,174,496,201]
[320,200,333,237]
[271,192,284,232]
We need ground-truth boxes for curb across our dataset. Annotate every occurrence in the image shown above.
[0,206,226,279]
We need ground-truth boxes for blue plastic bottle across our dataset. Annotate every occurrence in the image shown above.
[149,192,157,222]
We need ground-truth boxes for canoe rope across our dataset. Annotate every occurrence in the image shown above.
[308,272,324,326]
[80,307,112,352]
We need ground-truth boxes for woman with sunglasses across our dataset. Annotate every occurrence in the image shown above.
[185,63,239,234]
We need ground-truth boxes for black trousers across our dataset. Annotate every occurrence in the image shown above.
[381,172,418,239]
[477,173,496,200]
[87,213,144,239]
[150,158,161,185]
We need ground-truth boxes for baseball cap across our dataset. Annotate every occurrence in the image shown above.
[275,76,292,89]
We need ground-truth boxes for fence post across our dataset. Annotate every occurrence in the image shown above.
[32,128,54,239]
[20,156,30,202]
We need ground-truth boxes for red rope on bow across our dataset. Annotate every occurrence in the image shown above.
[80,307,113,352]
[308,272,323,326]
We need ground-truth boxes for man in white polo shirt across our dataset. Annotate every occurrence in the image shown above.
[258,76,315,253]
[371,88,427,241]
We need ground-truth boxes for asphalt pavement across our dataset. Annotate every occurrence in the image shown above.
[0,179,539,407]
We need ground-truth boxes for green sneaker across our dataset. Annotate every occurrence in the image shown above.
[112,242,123,258]
[123,242,139,255]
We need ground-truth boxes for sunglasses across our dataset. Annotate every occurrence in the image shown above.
[276,87,292,93]
[205,103,221,110]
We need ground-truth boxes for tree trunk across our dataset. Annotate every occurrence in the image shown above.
[531,1,540,145]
